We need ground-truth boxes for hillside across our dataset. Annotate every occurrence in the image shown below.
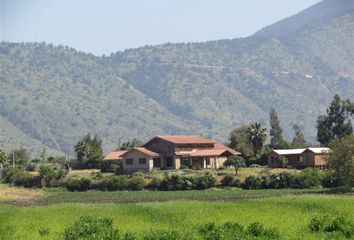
[0,0,353,155]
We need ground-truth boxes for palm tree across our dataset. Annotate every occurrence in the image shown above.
[247,122,267,156]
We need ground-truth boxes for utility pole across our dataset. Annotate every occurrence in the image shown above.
[12,142,15,167]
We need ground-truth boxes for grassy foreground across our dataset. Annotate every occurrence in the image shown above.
[0,192,353,239]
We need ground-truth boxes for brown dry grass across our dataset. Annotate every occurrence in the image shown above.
[0,184,42,202]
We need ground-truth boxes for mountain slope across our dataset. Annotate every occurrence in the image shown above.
[0,0,353,155]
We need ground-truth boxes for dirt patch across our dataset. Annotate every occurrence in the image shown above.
[0,187,43,203]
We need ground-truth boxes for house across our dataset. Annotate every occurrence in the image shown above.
[268,147,330,169]
[103,150,127,162]
[106,135,240,172]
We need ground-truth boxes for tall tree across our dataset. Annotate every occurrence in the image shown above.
[291,123,307,148]
[0,149,7,167]
[8,147,30,165]
[74,133,103,168]
[117,138,142,151]
[326,134,354,191]
[228,125,253,157]
[269,108,284,149]
[316,94,353,146]
[224,155,246,175]
[247,122,267,156]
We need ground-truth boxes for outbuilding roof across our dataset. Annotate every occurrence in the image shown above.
[103,150,127,160]
[272,147,330,155]
[121,147,160,157]
[272,149,306,155]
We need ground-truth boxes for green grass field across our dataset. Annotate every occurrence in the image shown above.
[0,187,353,239]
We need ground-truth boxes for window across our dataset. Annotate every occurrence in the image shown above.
[125,159,133,165]
[153,158,161,168]
[205,157,210,166]
[139,158,147,164]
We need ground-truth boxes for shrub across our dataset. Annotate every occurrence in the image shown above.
[66,178,91,192]
[221,174,240,187]
[127,176,145,191]
[246,222,280,239]
[145,177,161,190]
[322,170,339,188]
[268,172,298,189]
[308,214,354,238]
[1,167,22,183]
[199,221,279,240]
[38,227,50,237]
[39,166,68,187]
[299,168,323,188]
[194,173,216,190]
[179,164,189,169]
[159,175,188,191]
[63,216,119,240]
[242,175,262,189]
[12,172,39,188]
[143,229,179,240]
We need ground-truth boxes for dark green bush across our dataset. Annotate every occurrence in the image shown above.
[143,229,179,240]
[127,176,145,190]
[199,221,280,240]
[39,166,68,187]
[242,175,262,189]
[1,167,22,183]
[308,214,354,238]
[195,173,216,190]
[12,172,39,188]
[63,216,119,240]
[322,170,339,188]
[298,168,323,188]
[268,172,298,189]
[65,178,91,192]
[221,174,240,187]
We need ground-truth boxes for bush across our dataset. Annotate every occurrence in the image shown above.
[221,174,240,187]
[63,216,119,240]
[145,177,162,190]
[127,176,145,191]
[159,175,190,191]
[66,178,91,192]
[194,173,216,190]
[308,214,354,238]
[242,175,262,189]
[143,230,179,240]
[39,166,68,187]
[322,170,339,188]
[12,172,40,188]
[299,168,323,188]
[1,167,22,183]
[268,172,298,189]
[199,221,279,240]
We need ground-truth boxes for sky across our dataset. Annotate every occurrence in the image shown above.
[0,0,322,56]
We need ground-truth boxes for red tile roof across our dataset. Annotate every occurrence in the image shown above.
[190,149,229,157]
[122,147,160,157]
[103,150,127,160]
[214,143,240,155]
[155,135,215,144]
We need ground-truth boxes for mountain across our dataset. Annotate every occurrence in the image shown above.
[0,0,353,155]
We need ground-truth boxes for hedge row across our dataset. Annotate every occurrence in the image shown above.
[62,216,280,240]
[241,168,338,190]
[65,173,217,192]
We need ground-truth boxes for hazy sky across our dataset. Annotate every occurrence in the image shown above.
[1,0,321,55]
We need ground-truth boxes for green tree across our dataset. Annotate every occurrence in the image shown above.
[317,94,353,146]
[224,155,246,175]
[117,138,142,150]
[269,108,284,149]
[326,134,354,191]
[74,133,103,168]
[8,147,30,165]
[0,149,7,167]
[228,125,253,157]
[247,122,267,156]
[291,123,307,148]
[40,146,47,164]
